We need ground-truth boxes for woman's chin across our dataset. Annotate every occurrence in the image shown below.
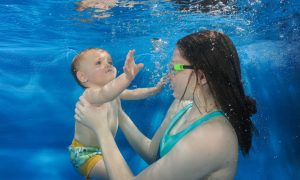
[172,92,192,101]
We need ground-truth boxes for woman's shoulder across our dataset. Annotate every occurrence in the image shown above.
[193,115,237,145]
[182,115,238,162]
[149,115,238,179]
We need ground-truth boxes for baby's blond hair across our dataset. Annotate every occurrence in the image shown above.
[71,48,106,88]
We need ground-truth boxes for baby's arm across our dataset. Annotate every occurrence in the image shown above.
[120,77,165,100]
[85,50,144,105]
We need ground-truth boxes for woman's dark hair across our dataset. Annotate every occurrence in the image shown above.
[176,30,257,155]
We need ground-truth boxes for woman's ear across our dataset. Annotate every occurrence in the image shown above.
[76,71,88,83]
[198,70,207,85]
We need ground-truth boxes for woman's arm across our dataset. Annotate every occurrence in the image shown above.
[117,108,152,162]
[134,122,234,180]
[94,116,224,180]
[75,97,231,180]
[117,99,191,164]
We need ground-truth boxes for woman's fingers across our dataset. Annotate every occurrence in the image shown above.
[76,101,84,112]
[74,114,87,127]
[75,107,83,117]
[79,96,90,107]
[77,96,84,107]
[74,114,81,121]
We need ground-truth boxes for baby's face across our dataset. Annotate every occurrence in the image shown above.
[79,49,117,87]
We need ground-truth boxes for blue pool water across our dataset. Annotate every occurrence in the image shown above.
[0,0,299,179]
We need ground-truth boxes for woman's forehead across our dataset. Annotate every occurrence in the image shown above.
[171,49,188,63]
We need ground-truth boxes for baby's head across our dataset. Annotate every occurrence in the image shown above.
[71,48,117,88]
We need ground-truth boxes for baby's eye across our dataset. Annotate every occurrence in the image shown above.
[108,61,113,65]
[96,61,101,65]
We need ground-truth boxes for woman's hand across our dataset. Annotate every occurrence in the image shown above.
[75,96,109,132]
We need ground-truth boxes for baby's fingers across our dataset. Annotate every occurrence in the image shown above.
[136,63,144,70]
[161,77,167,84]
[123,65,130,75]
[125,50,134,66]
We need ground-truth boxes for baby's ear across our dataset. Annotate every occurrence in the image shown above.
[76,71,88,83]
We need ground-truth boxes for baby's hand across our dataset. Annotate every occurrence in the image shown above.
[155,77,166,91]
[123,50,144,80]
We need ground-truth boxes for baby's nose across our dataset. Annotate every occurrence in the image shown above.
[105,63,112,68]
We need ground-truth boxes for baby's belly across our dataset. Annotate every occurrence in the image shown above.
[74,117,118,148]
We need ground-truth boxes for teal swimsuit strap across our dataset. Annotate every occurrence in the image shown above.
[170,111,225,138]
[166,103,193,132]
[159,103,193,156]
[159,104,225,157]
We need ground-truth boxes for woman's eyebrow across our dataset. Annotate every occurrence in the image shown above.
[172,61,183,64]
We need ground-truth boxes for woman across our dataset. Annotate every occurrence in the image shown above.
[75,30,257,179]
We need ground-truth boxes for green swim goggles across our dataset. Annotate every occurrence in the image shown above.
[168,63,194,74]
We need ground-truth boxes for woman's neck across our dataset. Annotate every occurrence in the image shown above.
[186,84,219,123]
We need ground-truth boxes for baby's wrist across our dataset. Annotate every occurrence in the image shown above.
[153,86,161,93]
[125,73,134,81]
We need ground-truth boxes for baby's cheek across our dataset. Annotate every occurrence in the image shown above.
[113,68,117,76]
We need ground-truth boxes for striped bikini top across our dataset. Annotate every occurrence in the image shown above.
[159,103,225,158]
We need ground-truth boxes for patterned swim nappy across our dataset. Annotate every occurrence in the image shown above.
[68,139,103,177]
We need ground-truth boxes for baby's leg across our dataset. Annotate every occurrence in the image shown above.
[88,159,109,180]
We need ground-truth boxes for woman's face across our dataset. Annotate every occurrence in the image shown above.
[169,47,197,100]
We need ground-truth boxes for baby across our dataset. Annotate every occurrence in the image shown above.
[69,48,163,179]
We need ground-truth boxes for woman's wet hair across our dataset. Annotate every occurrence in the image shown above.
[176,30,257,155]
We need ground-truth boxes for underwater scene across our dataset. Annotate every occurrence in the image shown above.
[0,0,299,179]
